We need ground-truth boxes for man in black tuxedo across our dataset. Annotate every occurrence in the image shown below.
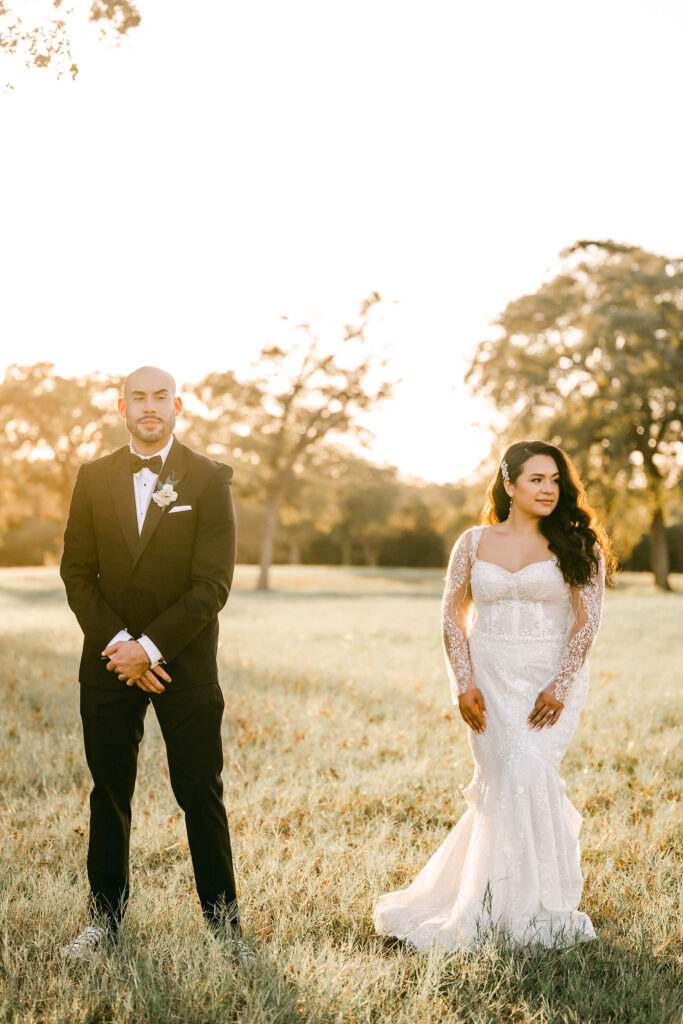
[60,366,248,956]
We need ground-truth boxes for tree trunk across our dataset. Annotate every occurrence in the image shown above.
[257,490,285,590]
[361,540,379,568]
[289,537,301,565]
[649,506,671,591]
[340,537,352,566]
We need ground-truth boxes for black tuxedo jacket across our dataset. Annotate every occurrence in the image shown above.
[60,438,236,691]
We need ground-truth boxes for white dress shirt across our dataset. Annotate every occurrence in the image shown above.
[107,435,175,670]
[130,434,174,535]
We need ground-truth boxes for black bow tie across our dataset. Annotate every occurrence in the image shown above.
[129,453,163,474]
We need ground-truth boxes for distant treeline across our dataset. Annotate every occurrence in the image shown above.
[0,356,478,573]
[1,456,681,573]
[0,467,453,570]
[0,362,680,574]
[2,240,682,590]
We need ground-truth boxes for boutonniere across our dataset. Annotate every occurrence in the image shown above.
[152,474,180,508]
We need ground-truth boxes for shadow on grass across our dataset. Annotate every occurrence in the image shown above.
[233,589,440,600]
[433,935,681,1024]
[0,584,67,604]
[1,581,435,605]
[62,935,324,1024]
[364,929,682,1024]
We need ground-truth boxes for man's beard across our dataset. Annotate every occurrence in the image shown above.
[128,413,175,444]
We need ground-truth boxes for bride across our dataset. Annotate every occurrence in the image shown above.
[374,440,614,950]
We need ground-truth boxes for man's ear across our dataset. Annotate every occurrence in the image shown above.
[174,396,183,416]
[117,398,126,419]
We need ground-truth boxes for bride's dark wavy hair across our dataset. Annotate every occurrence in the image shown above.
[480,440,616,588]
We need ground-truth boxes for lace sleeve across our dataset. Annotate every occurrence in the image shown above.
[547,550,605,702]
[442,529,476,701]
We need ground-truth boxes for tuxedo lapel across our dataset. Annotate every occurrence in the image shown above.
[131,438,188,568]
[107,448,138,559]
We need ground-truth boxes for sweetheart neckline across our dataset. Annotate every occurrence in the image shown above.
[473,554,559,575]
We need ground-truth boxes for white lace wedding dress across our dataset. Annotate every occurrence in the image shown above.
[374,525,605,950]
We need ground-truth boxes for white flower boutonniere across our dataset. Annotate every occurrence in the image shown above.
[152,474,179,509]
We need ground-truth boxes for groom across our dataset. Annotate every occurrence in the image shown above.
[60,366,247,956]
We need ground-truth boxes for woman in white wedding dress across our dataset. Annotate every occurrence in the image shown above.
[374,441,615,951]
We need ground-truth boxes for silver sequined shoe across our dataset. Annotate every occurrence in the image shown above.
[220,933,256,963]
[233,937,256,962]
[61,925,105,958]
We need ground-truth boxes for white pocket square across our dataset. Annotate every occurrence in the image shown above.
[169,505,193,513]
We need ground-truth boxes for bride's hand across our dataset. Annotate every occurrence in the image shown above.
[528,687,564,730]
[458,687,487,734]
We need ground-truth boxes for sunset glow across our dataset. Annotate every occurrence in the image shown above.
[2,0,682,482]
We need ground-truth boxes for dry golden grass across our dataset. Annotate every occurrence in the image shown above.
[0,566,681,1024]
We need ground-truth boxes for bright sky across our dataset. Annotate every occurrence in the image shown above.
[2,0,682,482]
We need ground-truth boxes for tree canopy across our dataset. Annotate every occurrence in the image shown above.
[0,362,124,510]
[187,293,395,588]
[467,239,683,589]
[0,0,140,80]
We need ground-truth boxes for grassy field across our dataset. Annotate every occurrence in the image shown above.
[0,565,681,1024]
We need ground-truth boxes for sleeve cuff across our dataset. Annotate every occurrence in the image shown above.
[137,634,163,668]
[105,629,132,655]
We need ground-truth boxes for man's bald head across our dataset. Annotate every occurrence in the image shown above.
[118,366,182,454]
[122,366,177,401]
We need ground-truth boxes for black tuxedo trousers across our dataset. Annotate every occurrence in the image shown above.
[80,681,238,931]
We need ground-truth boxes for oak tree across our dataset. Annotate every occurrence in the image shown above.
[188,294,395,588]
[467,240,682,589]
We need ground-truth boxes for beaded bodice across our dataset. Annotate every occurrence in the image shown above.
[442,525,604,703]
[470,557,570,644]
